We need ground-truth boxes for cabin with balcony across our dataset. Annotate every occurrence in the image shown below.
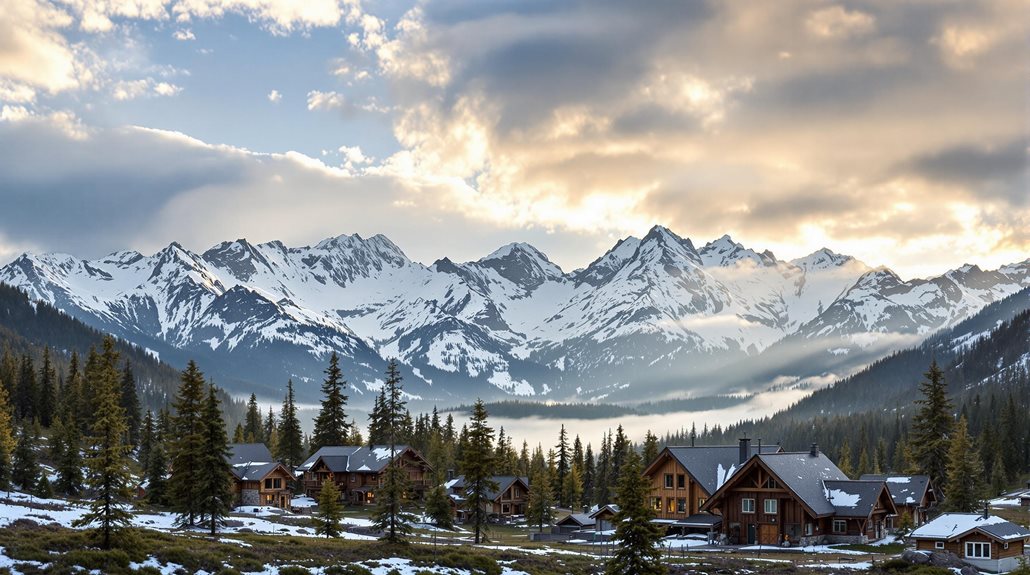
[642,439,782,534]
[228,443,295,510]
[297,445,432,505]
[859,473,938,528]
[911,512,1030,573]
[445,475,529,521]
[701,444,896,546]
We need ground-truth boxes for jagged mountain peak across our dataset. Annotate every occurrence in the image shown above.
[474,241,564,290]
[791,247,862,271]
[699,234,778,268]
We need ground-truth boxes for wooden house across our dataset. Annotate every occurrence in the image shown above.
[911,513,1030,573]
[553,512,596,534]
[589,504,620,533]
[859,473,938,528]
[228,443,295,510]
[297,445,432,505]
[642,439,781,534]
[445,475,530,521]
[701,444,896,546]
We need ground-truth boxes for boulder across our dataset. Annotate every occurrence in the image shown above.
[901,550,930,565]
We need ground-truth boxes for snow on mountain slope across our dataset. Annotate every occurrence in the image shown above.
[1,228,1025,404]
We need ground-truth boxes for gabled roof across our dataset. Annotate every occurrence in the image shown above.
[298,445,426,474]
[823,480,895,518]
[911,513,1030,542]
[227,443,294,482]
[859,474,933,507]
[556,513,595,527]
[589,504,620,519]
[445,475,529,502]
[645,445,783,496]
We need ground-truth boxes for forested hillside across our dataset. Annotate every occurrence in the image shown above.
[0,282,245,422]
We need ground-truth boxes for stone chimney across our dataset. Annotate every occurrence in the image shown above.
[739,437,752,465]
[810,443,819,458]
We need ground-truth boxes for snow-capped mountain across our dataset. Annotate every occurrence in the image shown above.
[1,226,1026,404]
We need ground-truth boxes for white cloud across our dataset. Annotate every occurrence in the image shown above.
[173,28,196,41]
[267,89,282,103]
[171,0,344,34]
[306,90,345,111]
[805,6,875,39]
[112,78,182,100]
[0,0,80,94]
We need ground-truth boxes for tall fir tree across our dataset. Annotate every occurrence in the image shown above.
[943,416,984,512]
[554,425,570,507]
[73,337,133,549]
[606,450,665,575]
[595,431,612,505]
[12,421,38,490]
[276,380,305,469]
[119,362,141,447]
[54,415,83,496]
[233,424,245,443]
[372,360,416,543]
[314,478,343,538]
[311,352,350,452]
[138,410,156,474]
[169,361,207,527]
[526,446,554,532]
[642,430,659,467]
[562,463,584,513]
[910,360,955,488]
[582,444,595,508]
[366,388,388,446]
[0,383,16,490]
[244,394,264,443]
[611,425,629,482]
[37,347,56,428]
[425,483,454,529]
[264,406,277,454]
[838,438,854,478]
[198,385,233,535]
[145,432,170,506]
[16,354,37,421]
[460,399,497,544]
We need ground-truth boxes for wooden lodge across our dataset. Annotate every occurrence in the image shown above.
[859,473,938,528]
[445,475,530,521]
[911,512,1030,573]
[297,445,432,505]
[701,444,896,546]
[642,439,781,534]
[228,443,295,510]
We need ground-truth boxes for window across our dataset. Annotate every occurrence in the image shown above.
[833,520,846,533]
[935,542,944,550]
[965,542,991,559]
[742,498,755,513]
[664,474,674,489]
[351,475,356,483]
[676,498,686,513]
[273,478,282,489]
[513,487,520,498]
[805,523,814,536]
[764,499,778,514]
[652,497,662,511]
[667,498,676,513]
[677,474,686,489]
[502,503,510,514]
[697,498,707,511]
[265,479,273,489]
[764,477,778,489]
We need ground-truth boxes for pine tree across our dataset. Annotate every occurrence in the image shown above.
[264,406,277,454]
[910,360,954,488]
[562,463,584,514]
[526,446,554,532]
[54,415,83,496]
[244,394,263,443]
[607,450,665,575]
[314,478,343,538]
[611,425,629,481]
[12,421,38,490]
[138,410,156,474]
[372,360,415,543]
[233,424,245,443]
[311,352,350,452]
[554,425,570,507]
[198,385,233,535]
[16,354,37,421]
[989,450,1007,496]
[838,438,854,478]
[120,362,141,447]
[425,484,454,529]
[943,416,984,512]
[37,347,56,428]
[276,380,305,469]
[642,431,659,468]
[582,444,595,508]
[595,431,612,505]
[34,472,53,498]
[460,399,497,544]
[169,360,207,527]
[857,446,871,477]
[73,337,133,549]
[145,435,169,506]
[0,383,16,491]
[366,388,388,446]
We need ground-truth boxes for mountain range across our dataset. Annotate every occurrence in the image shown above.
[2,225,1026,405]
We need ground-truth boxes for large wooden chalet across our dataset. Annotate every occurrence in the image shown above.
[859,473,938,528]
[702,444,896,546]
[911,512,1030,573]
[445,475,530,521]
[643,439,781,533]
[228,443,295,510]
[298,445,432,505]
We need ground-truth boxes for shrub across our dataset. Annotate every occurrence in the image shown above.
[279,566,311,575]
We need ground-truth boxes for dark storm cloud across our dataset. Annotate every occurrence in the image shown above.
[904,138,1028,203]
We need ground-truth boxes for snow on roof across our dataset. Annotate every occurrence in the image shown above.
[911,513,1030,542]
[825,488,860,508]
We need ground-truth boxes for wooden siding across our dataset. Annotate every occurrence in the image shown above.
[644,452,714,520]
[916,535,1025,560]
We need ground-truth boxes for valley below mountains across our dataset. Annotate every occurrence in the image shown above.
[2,225,1027,406]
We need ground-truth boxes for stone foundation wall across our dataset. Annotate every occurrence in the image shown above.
[241,489,260,506]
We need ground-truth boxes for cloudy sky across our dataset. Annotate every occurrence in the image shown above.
[0,0,1026,278]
